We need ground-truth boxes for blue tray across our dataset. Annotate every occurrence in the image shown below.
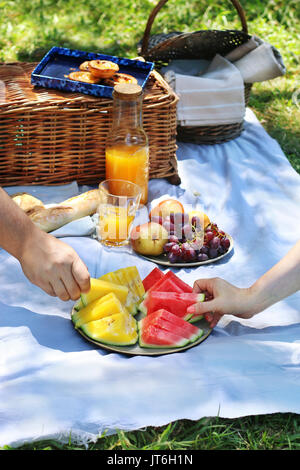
[31,47,154,98]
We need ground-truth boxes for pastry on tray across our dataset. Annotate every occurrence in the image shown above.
[104,72,138,86]
[79,61,91,72]
[68,71,100,84]
[88,59,119,78]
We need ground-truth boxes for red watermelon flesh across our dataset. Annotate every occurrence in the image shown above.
[141,292,205,319]
[164,271,193,293]
[138,324,189,348]
[141,275,185,308]
[140,309,203,342]
[138,277,184,316]
[142,267,164,292]
[144,270,193,297]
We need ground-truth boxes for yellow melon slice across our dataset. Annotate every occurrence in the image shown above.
[72,292,125,328]
[81,311,138,346]
[74,278,128,311]
[98,266,145,315]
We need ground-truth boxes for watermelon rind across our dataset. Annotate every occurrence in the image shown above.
[188,314,204,323]
[139,313,203,344]
[138,300,147,317]
[137,321,190,349]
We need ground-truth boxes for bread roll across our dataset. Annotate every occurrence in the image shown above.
[26,189,100,232]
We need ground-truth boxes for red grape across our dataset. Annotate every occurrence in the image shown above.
[168,252,178,263]
[169,234,179,244]
[221,237,230,249]
[210,236,220,249]
[205,231,214,242]
[163,242,176,253]
[208,248,218,258]
[198,253,209,262]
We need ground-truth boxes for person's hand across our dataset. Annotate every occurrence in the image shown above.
[18,230,90,301]
[187,277,256,328]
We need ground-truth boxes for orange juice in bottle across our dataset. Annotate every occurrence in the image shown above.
[105,83,149,205]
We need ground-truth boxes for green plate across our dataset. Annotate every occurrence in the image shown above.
[71,309,212,356]
[138,234,234,268]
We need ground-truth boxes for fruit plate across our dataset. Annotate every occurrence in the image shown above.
[71,309,212,356]
[138,234,234,268]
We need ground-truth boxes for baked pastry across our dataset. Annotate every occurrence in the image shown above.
[68,71,100,84]
[26,189,100,232]
[104,72,138,86]
[88,60,119,79]
[79,61,91,71]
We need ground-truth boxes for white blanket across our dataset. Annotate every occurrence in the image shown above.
[1,109,300,448]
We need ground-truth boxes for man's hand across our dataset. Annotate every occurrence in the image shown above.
[19,230,90,301]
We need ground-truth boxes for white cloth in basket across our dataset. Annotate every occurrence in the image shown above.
[164,54,245,126]
[162,38,285,127]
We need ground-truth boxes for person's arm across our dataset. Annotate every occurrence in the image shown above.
[188,240,300,328]
[0,187,90,301]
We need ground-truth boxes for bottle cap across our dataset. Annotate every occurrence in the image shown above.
[113,83,143,100]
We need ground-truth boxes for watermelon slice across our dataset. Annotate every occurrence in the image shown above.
[138,324,189,348]
[139,309,203,343]
[139,275,186,313]
[163,271,193,293]
[143,270,193,297]
[143,273,186,298]
[142,267,164,292]
[140,291,205,319]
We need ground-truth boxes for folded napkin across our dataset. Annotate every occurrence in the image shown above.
[50,216,96,238]
[164,54,245,126]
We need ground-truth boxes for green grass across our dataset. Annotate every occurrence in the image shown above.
[3,414,300,450]
[1,0,300,451]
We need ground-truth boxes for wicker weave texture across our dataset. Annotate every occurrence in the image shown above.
[0,62,180,186]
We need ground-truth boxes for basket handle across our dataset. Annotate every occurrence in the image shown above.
[141,0,248,57]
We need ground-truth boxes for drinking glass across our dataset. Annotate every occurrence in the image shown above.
[97,179,141,246]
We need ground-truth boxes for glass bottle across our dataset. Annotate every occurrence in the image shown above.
[105,83,149,205]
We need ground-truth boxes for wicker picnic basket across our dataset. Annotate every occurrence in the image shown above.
[139,0,253,144]
[0,61,180,187]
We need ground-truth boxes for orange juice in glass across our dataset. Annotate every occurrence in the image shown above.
[98,179,141,246]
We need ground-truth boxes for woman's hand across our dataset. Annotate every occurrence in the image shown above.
[188,240,300,328]
[187,277,256,328]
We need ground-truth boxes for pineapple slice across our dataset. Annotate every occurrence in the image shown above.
[72,292,124,328]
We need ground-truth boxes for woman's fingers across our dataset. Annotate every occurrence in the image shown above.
[187,299,216,316]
